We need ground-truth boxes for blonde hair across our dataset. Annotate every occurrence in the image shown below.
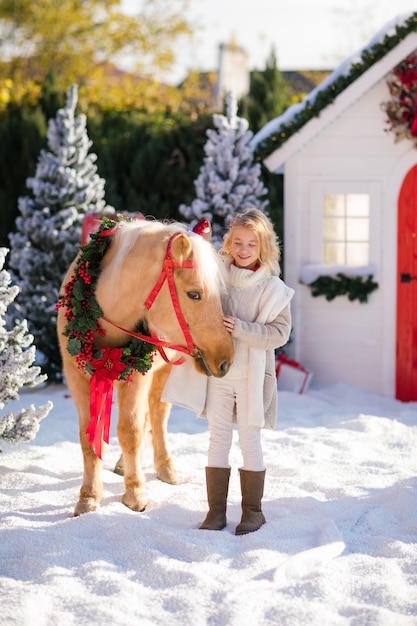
[220,208,281,275]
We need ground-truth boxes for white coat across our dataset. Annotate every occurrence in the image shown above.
[162,260,294,429]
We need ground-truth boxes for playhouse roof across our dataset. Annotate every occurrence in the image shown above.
[251,12,417,173]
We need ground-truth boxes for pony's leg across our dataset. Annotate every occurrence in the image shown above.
[148,363,178,485]
[116,373,150,512]
[113,424,146,476]
[65,365,104,516]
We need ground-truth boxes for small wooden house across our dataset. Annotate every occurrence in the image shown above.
[252,13,417,400]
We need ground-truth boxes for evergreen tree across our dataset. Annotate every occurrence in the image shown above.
[0,104,47,248]
[238,47,292,246]
[179,92,269,246]
[90,110,212,222]
[242,47,293,133]
[0,248,52,445]
[8,84,114,381]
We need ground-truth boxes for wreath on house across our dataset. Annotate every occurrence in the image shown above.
[306,273,379,303]
[381,54,417,146]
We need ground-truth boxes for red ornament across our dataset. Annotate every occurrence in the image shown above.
[192,219,212,240]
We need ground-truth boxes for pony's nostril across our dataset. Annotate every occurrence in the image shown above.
[219,360,230,376]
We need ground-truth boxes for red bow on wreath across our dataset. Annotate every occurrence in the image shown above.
[86,347,127,459]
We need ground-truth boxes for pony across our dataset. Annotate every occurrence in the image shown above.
[57,218,234,516]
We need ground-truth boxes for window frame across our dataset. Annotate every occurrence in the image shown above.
[310,181,381,268]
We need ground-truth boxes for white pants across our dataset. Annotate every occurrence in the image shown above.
[205,377,264,471]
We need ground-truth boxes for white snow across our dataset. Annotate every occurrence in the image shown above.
[1,381,417,625]
[300,263,377,284]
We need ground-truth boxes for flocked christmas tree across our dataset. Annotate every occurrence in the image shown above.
[8,84,114,381]
[179,91,269,246]
[0,248,52,445]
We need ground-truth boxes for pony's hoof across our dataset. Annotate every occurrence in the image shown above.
[113,457,124,476]
[122,493,147,512]
[74,497,99,517]
[157,464,178,485]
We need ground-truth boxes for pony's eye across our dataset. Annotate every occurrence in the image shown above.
[187,291,202,301]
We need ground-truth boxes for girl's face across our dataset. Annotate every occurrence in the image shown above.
[230,226,260,269]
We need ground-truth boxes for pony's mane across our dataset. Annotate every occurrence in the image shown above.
[109,219,226,296]
[189,232,227,296]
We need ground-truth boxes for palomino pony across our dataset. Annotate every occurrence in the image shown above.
[57,217,234,516]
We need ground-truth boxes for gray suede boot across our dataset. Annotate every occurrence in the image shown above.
[235,468,266,536]
[199,467,231,530]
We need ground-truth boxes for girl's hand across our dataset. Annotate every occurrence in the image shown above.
[223,316,235,333]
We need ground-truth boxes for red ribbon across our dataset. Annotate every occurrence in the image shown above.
[276,353,307,371]
[276,353,310,394]
[85,346,125,459]
[86,374,114,459]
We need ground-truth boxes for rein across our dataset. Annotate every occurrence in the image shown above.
[102,232,201,365]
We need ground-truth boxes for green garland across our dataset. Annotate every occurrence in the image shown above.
[56,217,155,381]
[255,13,417,161]
[303,273,379,303]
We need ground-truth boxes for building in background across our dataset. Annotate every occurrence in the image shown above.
[251,12,417,401]
[215,40,250,106]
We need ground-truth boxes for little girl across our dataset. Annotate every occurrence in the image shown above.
[162,209,294,535]
[200,208,294,535]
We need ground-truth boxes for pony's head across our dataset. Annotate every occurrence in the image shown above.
[97,220,234,377]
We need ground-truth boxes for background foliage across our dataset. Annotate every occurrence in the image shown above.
[1,71,291,250]
[0,0,194,96]
[0,0,296,250]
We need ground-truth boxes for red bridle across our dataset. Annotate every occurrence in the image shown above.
[103,232,201,365]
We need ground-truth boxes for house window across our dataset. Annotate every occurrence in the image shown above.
[323,194,370,265]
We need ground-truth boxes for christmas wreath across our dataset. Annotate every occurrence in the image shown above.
[56,217,155,383]
[381,55,417,146]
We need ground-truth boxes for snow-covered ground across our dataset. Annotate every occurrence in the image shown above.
[1,382,417,625]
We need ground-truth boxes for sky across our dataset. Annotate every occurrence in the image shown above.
[1,380,417,624]
[123,0,417,84]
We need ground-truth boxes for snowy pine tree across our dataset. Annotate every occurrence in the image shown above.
[0,248,52,445]
[179,91,269,246]
[8,84,114,380]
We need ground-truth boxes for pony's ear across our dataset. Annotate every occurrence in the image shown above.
[171,233,193,263]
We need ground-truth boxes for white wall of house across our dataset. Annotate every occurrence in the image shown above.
[282,78,417,395]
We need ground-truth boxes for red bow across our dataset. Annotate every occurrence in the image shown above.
[86,347,126,459]
[276,353,308,372]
